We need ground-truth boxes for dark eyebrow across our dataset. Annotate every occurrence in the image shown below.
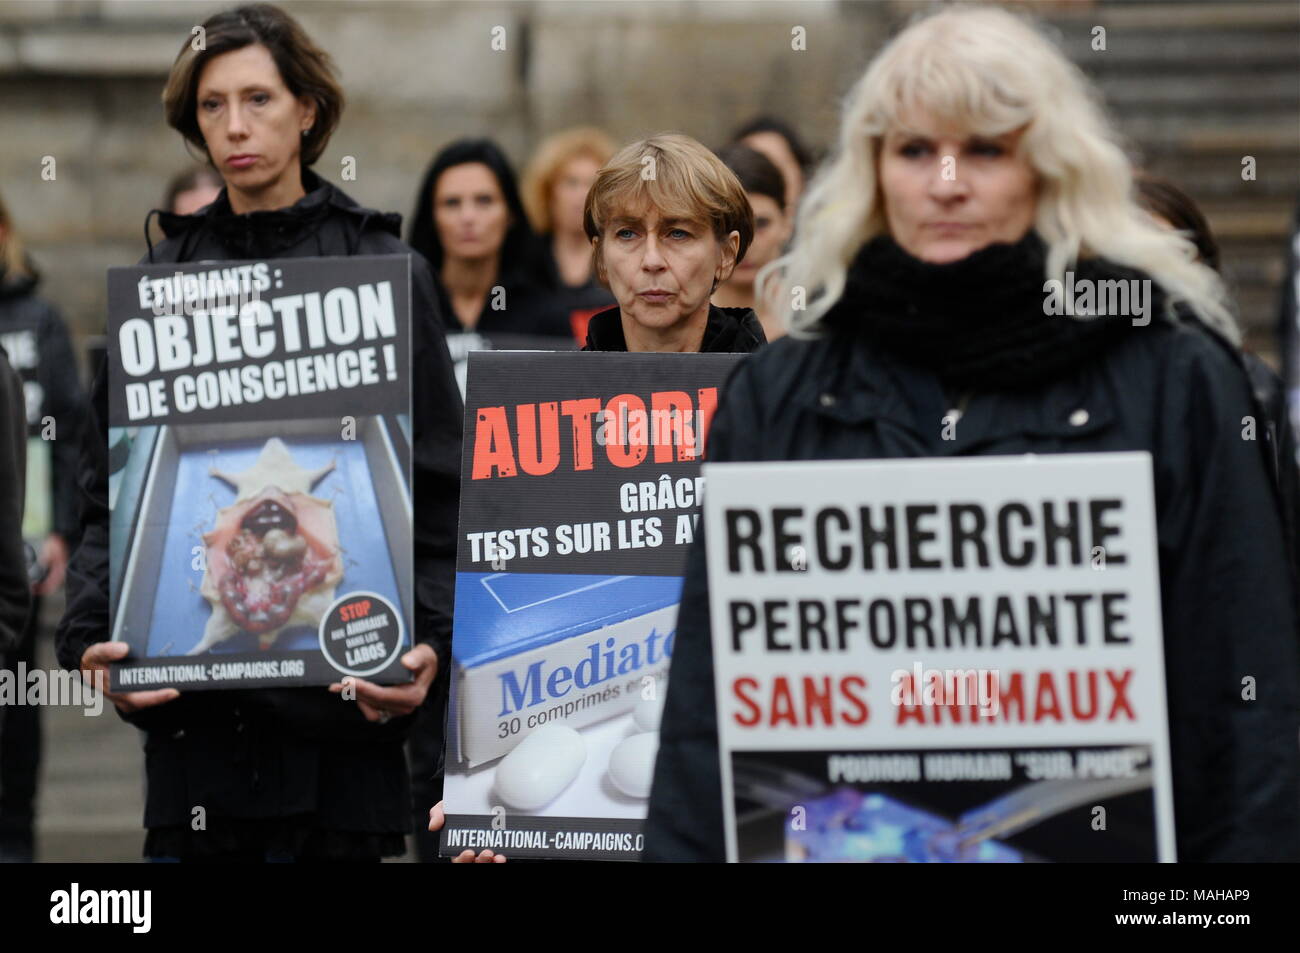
[197,84,273,98]
[608,215,704,231]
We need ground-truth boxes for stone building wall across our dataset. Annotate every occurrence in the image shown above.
[2,1,1296,362]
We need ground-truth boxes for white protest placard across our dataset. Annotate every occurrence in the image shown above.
[702,452,1175,863]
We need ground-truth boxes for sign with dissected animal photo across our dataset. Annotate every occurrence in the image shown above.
[702,453,1177,862]
[439,351,742,861]
[105,256,413,691]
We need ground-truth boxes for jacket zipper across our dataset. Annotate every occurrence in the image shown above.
[946,390,973,425]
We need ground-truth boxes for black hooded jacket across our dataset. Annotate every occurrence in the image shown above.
[431,271,571,339]
[0,349,27,655]
[582,304,767,353]
[644,234,1300,863]
[0,262,84,545]
[54,169,463,853]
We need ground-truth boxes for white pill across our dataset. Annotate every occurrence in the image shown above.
[633,693,665,732]
[608,731,659,799]
[494,724,586,812]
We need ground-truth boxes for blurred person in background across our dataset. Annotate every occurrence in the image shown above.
[409,138,569,340]
[713,144,790,341]
[730,115,817,220]
[164,166,223,216]
[646,4,1299,863]
[521,127,617,343]
[1135,172,1300,574]
[0,348,29,852]
[0,193,84,863]
[145,168,225,255]
[581,134,766,355]
[409,139,572,403]
[56,2,462,863]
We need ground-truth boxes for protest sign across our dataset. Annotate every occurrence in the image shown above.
[439,350,743,860]
[107,256,413,691]
[702,453,1176,862]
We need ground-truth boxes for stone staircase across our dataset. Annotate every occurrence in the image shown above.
[1042,0,1300,360]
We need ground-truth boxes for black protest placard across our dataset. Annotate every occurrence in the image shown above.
[440,350,745,861]
[456,350,742,576]
[107,256,414,692]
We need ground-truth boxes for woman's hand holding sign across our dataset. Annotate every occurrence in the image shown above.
[428,800,508,863]
[329,642,437,722]
[80,641,180,714]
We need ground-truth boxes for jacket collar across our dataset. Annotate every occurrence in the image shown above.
[144,168,402,261]
[584,304,765,353]
[806,330,1119,452]
[0,261,38,301]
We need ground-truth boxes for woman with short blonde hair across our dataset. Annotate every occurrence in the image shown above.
[581,133,764,353]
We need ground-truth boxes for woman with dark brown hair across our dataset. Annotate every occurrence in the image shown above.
[56,3,462,863]
[712,144,790,342]
[162,166,223,217]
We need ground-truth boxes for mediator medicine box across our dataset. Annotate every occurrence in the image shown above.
[451,572,681,767]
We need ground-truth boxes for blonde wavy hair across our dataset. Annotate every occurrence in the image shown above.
[759,4,1237,344]
[522,127,617,235]
[0,191,32,280]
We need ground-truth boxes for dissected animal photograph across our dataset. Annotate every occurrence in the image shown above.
[108,417,412,660]
[196,437,344,654]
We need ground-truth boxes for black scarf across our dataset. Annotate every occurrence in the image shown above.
[208,185,333,259]
[0,261,38,301]
[824,231,1161,390]
[583,305,766,353]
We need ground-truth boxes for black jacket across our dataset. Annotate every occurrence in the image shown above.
[0,263,84,545]
[433,271,572,340]
[54,169,463,851]
[644,294,1300,863]
[1242,352,1300,578]
[583,305,767,353]
[0,349,28,655]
